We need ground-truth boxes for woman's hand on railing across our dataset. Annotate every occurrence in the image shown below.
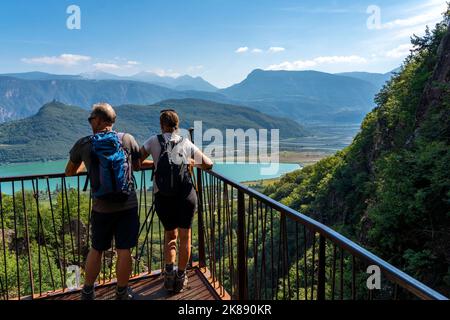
[191,159,214,171]
[140,160,155,170]
[192,150,214,171]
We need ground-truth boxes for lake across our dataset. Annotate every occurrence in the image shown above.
[0,160,301,194]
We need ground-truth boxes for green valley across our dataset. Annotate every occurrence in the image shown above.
[0,98,308,163]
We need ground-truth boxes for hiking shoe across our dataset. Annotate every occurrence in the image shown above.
[173,271,189,293]
[115,286,137,300]
[80,287,95,300]
[163,269,176,292]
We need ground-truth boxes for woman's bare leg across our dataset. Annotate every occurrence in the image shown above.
[178,228,191,271]
[165,229,178,265]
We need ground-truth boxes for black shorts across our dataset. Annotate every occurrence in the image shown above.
[155,189,197,231]
[91,207,139,251]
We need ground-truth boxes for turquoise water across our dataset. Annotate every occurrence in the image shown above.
[0,160,69,178]
[0,160,301,194]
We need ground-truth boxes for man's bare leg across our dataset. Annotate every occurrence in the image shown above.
[178,228,191,272]
[84,248,103,286]
[81,248,102,299]
[116,249,133,288]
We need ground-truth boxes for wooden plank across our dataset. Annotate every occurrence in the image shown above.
[44,268,220,301]
[197,266,232,300]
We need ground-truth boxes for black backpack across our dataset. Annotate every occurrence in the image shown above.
[154,134,192,197]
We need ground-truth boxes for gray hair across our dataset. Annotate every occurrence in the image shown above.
[90,102,116,124]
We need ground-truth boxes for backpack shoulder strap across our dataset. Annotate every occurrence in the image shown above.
[116,132,132,154]
[82,135,95,192]
[157,134,167,151]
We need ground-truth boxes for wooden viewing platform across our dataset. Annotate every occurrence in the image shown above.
[42,267,227,301]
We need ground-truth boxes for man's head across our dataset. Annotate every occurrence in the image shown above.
[88,103,116,133]
[160,109,179,133]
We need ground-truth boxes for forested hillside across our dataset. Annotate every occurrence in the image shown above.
[0,98,307,163]
[264,10,450,295]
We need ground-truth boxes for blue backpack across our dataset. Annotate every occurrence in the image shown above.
[85,131,135,202]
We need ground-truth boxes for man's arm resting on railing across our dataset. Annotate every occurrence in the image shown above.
[65,160,86,176]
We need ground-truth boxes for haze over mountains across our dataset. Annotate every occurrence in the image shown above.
[0,99,307,163]
[336,70,397,89]
[0,68,396,123]
[221,69,396,123]
[2,71,218,91]
[0,76,230,122]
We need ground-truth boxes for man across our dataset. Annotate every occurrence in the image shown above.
[65,103,141,300]
[140,109,213,293]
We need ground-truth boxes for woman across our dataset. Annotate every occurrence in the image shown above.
[140,109,213,293]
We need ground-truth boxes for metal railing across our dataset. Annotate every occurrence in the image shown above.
[0,169,164,300]
[0,168,447,300]
[194,169,448,301]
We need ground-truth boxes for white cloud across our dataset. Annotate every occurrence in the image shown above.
[187,65,204,72]
[151,68,181,78]
[381,11,443,30]
[235,46,249,53]
[412,0,448,11]
[379,0,447,38]
[236,46,286,54]
[267,55,367,71]
[93,63,121,70]
[21,54,91,66]
[362,0,446,61]
[94,60,141,70]
[268,46,286,53]
[384,44,413,58]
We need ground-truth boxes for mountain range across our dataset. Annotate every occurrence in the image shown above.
[0,76,230,122]
[220,69,396,123]
[0,69,396,124]
[336,70,397,89]
[0,99,307,163]
[2,71,218,91]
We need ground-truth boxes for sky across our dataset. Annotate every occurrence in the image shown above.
[0,0,448,88]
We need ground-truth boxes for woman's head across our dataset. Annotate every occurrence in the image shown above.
[160,109,179,133]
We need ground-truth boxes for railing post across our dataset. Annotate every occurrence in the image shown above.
[196,168,206,268]
[237,189,248,300]
[317,234,326,300]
